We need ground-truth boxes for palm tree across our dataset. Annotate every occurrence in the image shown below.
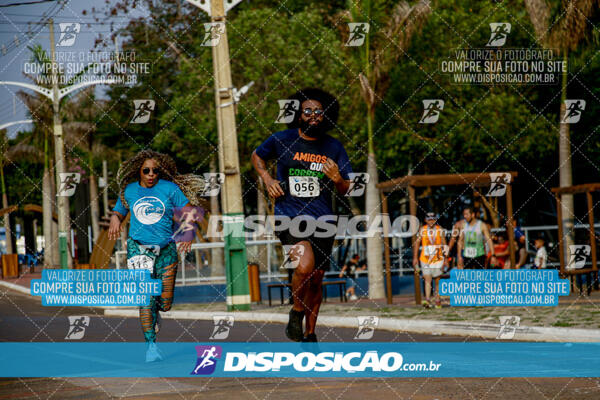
[62,87,111,244]
[0,129,15,254]
[524,0,599,263]
[344,0,431,299]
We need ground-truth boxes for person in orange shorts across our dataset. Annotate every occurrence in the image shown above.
[413,212,447,308]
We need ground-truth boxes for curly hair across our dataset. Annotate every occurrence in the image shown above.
[286,88,340,133]
[116,150,207,209]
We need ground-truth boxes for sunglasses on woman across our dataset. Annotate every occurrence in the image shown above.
[142,167,160,175]
[302,108,324,117]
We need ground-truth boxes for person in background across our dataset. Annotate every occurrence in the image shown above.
[514,229,528,268]
[533,236,547,269]
[489,232,510,269]
[339,254,366,301]
[413,212,447,308]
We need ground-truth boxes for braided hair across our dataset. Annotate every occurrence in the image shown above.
[116,150,206,209]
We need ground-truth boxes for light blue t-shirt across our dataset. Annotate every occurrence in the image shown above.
[113,179,189,247]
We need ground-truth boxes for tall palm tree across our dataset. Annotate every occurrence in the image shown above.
[345,0,431,299]
[0,129,14,254]
[524,0,598,262]
[62,87,111,244]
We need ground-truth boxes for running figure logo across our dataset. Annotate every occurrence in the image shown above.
[354,316,379,340]
[57,173,81,197]
[561,100,586,124]
[202,173,224,197]
[345,23,370,46]
[487,173,511,197]
[496,315,520,339]
[172,206,204,242]
[191,345,222,375]
[281,244,305,269]
[209,316,234,340]
[567,245,590,270]
[419,99,444,124]
[201,23,225,47]
[65,316,89,340]
[346,173,370,197]
[130,100,156,124]
[486,23,511,47]
[275,99,300,124]
[57,23,81,47]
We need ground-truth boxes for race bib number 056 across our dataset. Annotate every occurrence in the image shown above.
[289,176,320,198]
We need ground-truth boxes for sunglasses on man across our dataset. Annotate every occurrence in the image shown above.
[302,108,324,117]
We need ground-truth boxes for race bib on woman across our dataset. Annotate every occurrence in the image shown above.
[289,176,319,197]
[127,254,156,272]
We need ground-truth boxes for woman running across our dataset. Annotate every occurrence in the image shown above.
[108,150,205,362]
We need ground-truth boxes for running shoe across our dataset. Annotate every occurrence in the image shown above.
[349,294,358,301]
[154,312,161,334]
[435,299,442,309]
[302,333,318,342]
[145,342,163,363]
[422,299,431,308]
[285,308,304,342]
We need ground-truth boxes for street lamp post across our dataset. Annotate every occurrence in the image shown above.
[0,20,117,269]
[186,0,250,311]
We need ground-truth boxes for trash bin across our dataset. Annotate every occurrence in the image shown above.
[2,254,19,279]
[248,262,261,303]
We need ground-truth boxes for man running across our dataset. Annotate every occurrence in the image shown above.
[251,88,352,342]
[413,212,447,308]
[457,206,494,269]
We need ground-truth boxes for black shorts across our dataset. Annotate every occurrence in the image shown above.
[464,255,486,269]
[276,229,335,271]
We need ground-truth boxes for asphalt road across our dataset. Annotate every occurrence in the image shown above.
[1,288,599,400]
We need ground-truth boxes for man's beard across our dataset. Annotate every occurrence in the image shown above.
[299,119,327,138]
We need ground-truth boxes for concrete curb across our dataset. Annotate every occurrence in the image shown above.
[104,309,600,342]
[0,280,31,296]
[3,280,597,342]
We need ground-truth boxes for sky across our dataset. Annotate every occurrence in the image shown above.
[0,0,147,138]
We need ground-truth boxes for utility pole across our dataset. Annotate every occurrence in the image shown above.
[49,20,71,269]
[187,0,249,311]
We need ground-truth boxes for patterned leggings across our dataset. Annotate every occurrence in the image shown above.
[127,239,178,343]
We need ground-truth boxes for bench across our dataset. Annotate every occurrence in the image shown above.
[267,280,347,306]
